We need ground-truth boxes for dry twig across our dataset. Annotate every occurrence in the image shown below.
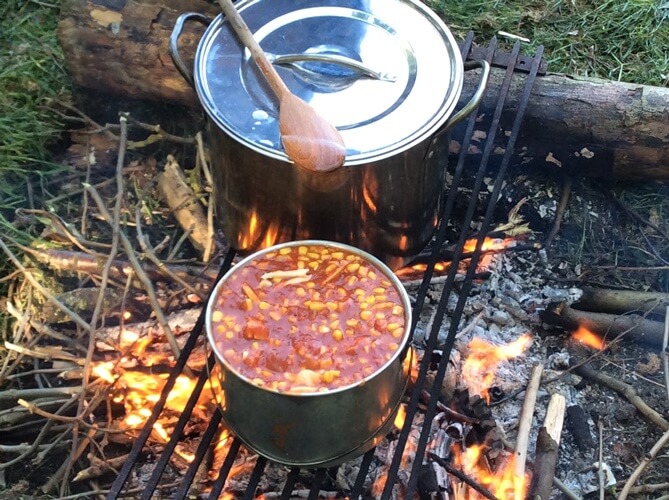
[544,176,573,249]
[514,364,543,479]
[662,306,669,399]
[135,204,206,301]
[84,185,181,360]
[62,113,128,497]
[618,426,669,500]
[0,237,91,333]
[570,360,669,431]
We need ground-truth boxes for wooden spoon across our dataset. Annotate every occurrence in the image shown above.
[217,0,346,172]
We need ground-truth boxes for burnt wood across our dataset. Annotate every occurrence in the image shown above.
[57,0,669,181]
[541,301,666,347]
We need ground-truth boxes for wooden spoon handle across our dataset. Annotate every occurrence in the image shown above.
[216,0,290,100]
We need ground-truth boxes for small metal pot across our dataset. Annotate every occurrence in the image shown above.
[171,0,490,269]
[205,240,414,467]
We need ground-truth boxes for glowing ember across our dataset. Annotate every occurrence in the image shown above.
[452,443,529,499]
[461,334,533,404]
[395,237,516,281]
[571,324,606,350]
[463,237,517,271]
[462,237,513,254]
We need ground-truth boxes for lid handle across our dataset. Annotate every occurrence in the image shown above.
[267,52,396,83]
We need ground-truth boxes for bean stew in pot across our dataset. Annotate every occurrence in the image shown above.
[210,243,407,394]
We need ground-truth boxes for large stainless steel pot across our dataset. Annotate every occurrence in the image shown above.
[205,240,413,467]
[171,0,490,269]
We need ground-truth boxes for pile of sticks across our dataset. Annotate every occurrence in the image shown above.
[0,108,218,496]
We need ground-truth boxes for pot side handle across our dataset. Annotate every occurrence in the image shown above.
[436,59,491,135]
[169,12,212,89]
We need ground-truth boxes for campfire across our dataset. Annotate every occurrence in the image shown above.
[2,31,669,500]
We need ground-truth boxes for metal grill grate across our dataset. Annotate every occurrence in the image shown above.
[107,35,543,500]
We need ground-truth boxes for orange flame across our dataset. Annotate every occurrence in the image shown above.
[461,334,533,404]
[394,405,406,430]
[462,237,513,254]
[395,238,516,281]
[452,443,529,499]
[571,325,606,350]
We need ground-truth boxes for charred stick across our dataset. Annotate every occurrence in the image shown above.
[0,386,82,404]
[428,453,499,500]
[544,176,572,249]
[574,288,669,316]
[419,389,480,425]
[569,358,669,431]
[514,364,543,479]
[411,241,541,265]
[5,302,85,351]
[35,286,149,325]
[528,393,566,500]
[541,302,665,347]
[0,397,76,472]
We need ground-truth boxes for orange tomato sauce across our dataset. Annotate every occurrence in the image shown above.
[210,244,407,394]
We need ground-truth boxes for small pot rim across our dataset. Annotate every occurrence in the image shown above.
[205,239,413,397]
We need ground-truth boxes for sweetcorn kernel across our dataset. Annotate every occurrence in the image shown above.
[321,370,340,384]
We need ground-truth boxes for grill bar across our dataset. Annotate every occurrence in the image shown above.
[108,250,236,498]
[207,438,242,499]
[378,34,494,500]
[406,42,544,499]
[173,402,222,499]
[140,353,217,499]
[107,36,544,499]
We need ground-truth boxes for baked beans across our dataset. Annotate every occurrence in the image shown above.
[210,244,407,394]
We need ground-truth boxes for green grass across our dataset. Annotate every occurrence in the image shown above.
[428,0,669,86]
[0,0,71,242]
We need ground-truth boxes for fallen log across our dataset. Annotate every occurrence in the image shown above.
[573,287,669,316]
[57,0,669,181]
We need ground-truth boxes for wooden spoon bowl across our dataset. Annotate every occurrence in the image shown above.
[217,0,346,172]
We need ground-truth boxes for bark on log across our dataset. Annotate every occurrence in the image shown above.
[57,0,669,181]
[541,302,665,348]
[573,287,669,316]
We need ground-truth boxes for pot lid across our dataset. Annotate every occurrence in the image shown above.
[195,0,463,164]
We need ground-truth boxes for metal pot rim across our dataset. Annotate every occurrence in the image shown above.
[193,0,465,163]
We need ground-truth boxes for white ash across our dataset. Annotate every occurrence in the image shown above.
[210,243,605,498]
